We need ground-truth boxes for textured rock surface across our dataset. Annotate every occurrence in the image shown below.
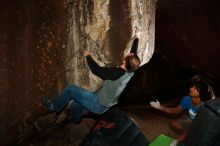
[66,0,156,90]
[0,0,155,145]
[0,1,68,145]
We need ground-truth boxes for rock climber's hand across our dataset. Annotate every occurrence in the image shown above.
[83,50,91,57]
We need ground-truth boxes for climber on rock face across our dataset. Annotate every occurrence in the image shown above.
[43,39,140,123]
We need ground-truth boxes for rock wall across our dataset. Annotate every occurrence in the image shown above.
[0,0,68,145]
[0,0,156,145]
[66,0,156,90]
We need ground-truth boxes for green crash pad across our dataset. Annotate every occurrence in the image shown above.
[149,134,174,146]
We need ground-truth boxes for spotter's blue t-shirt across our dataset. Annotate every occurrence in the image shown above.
[180,96,200,119]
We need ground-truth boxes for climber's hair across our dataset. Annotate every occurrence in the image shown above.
[190,80,210,102]
[125,54,140,72]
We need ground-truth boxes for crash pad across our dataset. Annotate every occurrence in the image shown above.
[149,134,174,146]
[79,107,149,146]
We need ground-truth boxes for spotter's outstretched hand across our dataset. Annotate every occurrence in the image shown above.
[149,100,161,110]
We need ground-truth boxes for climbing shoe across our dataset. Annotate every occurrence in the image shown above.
[42,97,55,112]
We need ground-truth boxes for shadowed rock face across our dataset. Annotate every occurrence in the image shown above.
[0,1,69,145]
[156,0,220,80]
[0,0,156,145]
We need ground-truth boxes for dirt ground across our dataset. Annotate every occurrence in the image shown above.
[122,105,180,142]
